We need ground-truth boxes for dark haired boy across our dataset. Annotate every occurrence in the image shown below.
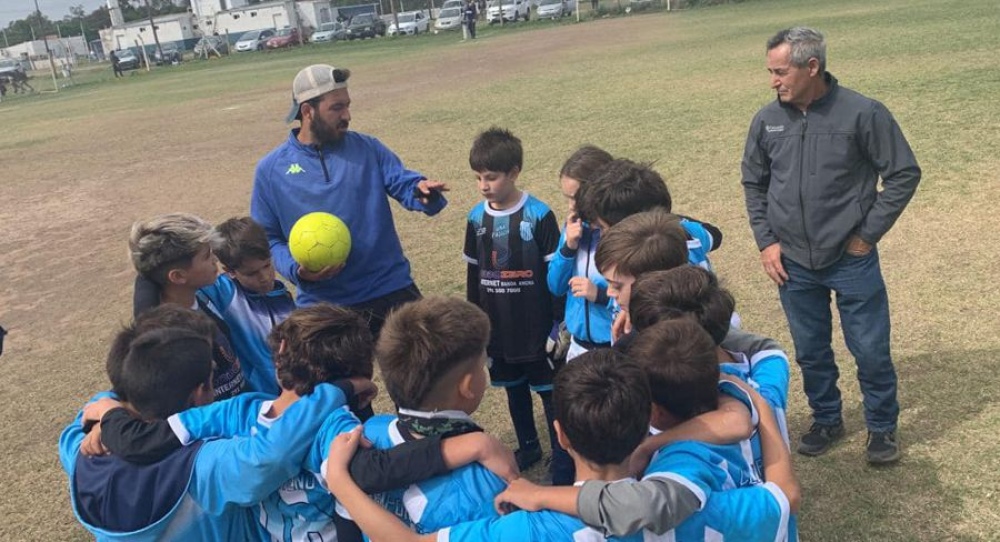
[200,216,295,395]
[362,296,508,532]
[59,326,351,540]
[575,158,721,272]
[463,126,572,483]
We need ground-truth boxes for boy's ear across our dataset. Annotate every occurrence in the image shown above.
[277,339,287,356]
[457,371,475,400]
[166,267,187,286]
[553,419,572,452]
[508,166,521,182]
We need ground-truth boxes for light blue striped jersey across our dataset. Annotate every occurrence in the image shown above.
[363,414,506,533]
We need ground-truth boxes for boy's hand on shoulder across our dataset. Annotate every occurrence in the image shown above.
[298,263,345,282]
[468,432,518,483]
[494,477,544,514]
[82,397,122,426]
[327,426,364,479]
[564,215,583,250]
[346,377,379,410]
[80,423,109,457]
[628,437,657,479]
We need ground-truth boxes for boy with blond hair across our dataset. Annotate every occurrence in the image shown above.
[129,213,245,399]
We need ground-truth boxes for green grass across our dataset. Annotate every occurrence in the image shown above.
[2,0,999,540]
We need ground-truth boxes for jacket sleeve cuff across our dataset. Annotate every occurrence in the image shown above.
[595,286,609,306]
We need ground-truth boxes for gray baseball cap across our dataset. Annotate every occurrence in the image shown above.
[286,64,351,123]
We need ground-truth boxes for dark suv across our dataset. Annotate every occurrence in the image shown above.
[346,13,387,40]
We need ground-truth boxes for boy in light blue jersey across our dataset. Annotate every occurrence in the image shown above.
[492,320,799,541]
[87,304,516,542]
[59,320,350,542]
[363,296,508,532]
[199,217,295,395]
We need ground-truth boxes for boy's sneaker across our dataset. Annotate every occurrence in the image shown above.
[866,431,901,464]
[797,421,844,456]
[514,446,543,471]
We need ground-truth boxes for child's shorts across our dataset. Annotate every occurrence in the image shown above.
[488,355,556,393]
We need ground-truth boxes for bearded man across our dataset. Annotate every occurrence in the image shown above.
[251,65,449,337]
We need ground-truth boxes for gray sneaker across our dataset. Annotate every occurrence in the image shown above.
[866,431,901,464]
[797,421,845,456]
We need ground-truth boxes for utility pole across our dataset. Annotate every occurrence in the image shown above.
[143,0,164,66]
[32,0,59,92]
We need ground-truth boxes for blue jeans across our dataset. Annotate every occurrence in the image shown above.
[779,248,898,432]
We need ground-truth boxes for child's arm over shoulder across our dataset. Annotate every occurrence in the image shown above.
[197,274,237,314]
[193,383,350,513]
[58,391,115,474]
[326,427,435,542]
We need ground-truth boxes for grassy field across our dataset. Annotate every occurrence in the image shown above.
[2,0,999,539]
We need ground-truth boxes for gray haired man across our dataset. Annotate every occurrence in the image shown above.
[741,27,920,464]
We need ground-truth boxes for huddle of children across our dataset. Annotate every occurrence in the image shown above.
[58,126,801,541]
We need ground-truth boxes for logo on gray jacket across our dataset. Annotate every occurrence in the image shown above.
[765,125,785,133]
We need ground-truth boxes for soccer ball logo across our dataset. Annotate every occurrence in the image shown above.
[288,212,352,272]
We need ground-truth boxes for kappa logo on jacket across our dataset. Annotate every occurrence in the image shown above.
[286,163,305,174]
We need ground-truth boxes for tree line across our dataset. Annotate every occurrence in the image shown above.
[2,1,190,48]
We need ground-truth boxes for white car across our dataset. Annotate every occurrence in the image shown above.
[536,0,575,18]
[435,6,464,30]
[487,0,530,23]
[234,29,275,52]
[388,12,430,36]
[441,0,464,9]
[311,22,346,42]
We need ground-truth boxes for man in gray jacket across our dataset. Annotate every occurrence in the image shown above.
[741,27,920,464]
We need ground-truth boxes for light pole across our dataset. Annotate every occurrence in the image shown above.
[32,0,59,92]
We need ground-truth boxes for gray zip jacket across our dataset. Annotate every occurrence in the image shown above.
[741,73,921,270]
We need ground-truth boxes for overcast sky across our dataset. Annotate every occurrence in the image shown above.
[1,0,109,30]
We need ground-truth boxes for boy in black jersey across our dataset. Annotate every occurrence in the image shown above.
[463,127,572,484]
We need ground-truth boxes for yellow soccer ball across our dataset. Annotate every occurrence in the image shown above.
[288,212,352,272]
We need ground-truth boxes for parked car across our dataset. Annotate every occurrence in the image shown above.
[153,44,183,65]
[435,6,464,31]
[346,13,387,39]
[114,49,142,70]
[487,0,530,22]
[388,12,429,36]
[441,0,464,8]
[0,58,25,77]
[311,21,347,42]
[234,29,275,51]
[536,0,575,18]
[193,35,229,57]
[266,27,309,49]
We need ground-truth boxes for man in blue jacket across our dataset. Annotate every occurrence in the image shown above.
[741,27,920,464]
[251,65,449,336]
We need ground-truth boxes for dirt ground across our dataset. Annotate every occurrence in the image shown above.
[0,16,661,541]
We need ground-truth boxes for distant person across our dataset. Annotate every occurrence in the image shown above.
[251,65,449,337]
[591,0,599,10]
[109,50,123,78]
[741,27,920,464]
[463,0,478,39]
